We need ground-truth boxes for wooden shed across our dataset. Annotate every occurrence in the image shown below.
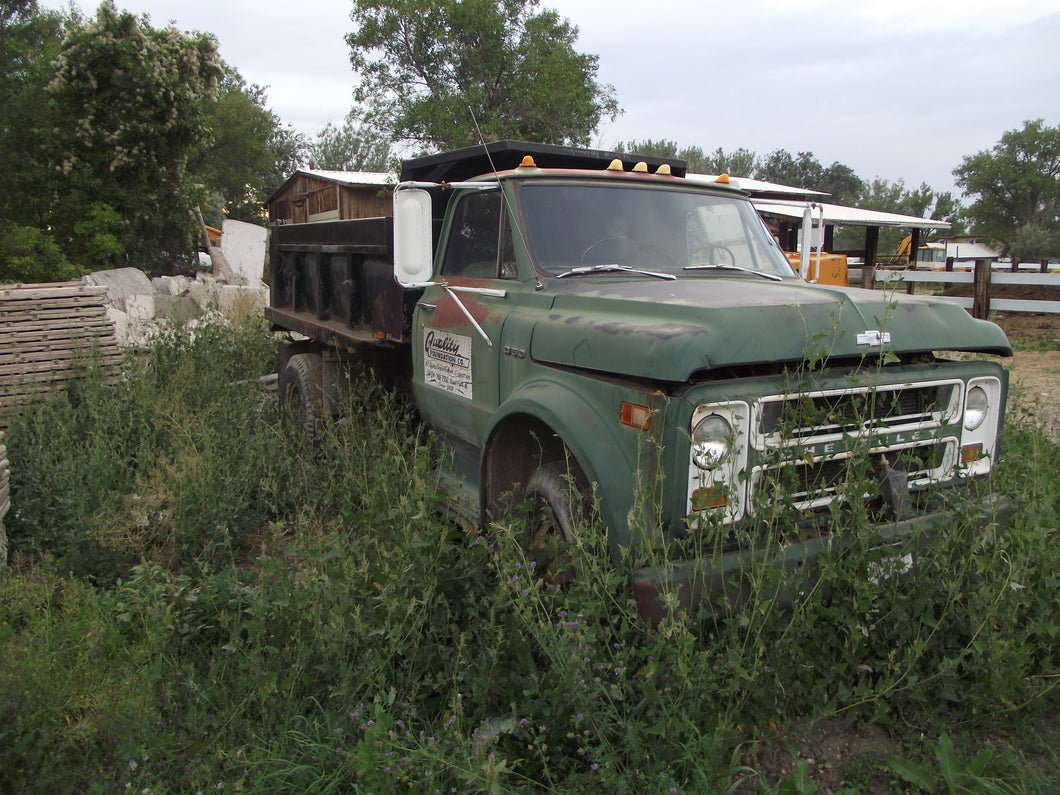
[267,170,395,225]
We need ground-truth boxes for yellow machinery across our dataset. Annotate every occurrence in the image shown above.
[785,251,848,286]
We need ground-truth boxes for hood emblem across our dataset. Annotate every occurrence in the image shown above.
[856,330,891,346]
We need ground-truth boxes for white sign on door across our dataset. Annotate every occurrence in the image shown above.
[423,328,472,399]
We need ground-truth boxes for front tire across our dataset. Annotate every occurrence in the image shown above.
[524,461,590,585]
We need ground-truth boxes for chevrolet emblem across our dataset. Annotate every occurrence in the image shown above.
[856,330,892,346]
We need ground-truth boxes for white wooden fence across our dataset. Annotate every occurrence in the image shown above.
[851,261,1060,318]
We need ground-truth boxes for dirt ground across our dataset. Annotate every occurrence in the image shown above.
[927,282,1060,441]
[738,713,1060,793]
[992,312,1060,441]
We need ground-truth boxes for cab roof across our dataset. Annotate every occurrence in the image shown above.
[400,140,687,183]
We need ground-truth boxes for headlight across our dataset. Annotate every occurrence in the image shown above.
[692,414,732,470]
[964,385,989,431]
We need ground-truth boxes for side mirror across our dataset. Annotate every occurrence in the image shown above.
[393,187,434,286]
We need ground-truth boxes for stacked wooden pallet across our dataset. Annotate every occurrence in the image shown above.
[0,281,122,432]
[0,438,8,567]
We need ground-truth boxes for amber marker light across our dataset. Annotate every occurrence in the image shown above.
[607,158,624,171]
[620,401,651,430]
[656,164,672,175]
[961,443,984,464]
[715,173,730,184]
[632,161,649,173]
[518,155,536,167]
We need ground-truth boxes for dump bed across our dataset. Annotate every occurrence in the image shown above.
[266,216,418,349]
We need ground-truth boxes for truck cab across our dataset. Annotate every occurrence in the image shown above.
[270,141,1012,621]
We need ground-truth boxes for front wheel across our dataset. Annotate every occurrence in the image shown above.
[524,461,590,585]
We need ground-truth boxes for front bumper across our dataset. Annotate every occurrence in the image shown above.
[631,492,1011,625]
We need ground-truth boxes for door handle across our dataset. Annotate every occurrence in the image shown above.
[417,302,437,311]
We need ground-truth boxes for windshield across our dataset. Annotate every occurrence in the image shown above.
[517,181,797,279]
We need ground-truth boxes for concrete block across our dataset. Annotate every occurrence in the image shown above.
[154,294,201,323]
[152,275,190,296]
[216,284,268,315]
[188,280,212,310]
[125,292,155,321]
[221,220,268,286]
[83,267,153,312]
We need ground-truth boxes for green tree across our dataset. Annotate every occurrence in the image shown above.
[844,177,951,253]
[310,110,392,171]
[817,162,863,206]
[346,0,619,150]
[954,119,1060,260]
[0,0,58,217]
[0,0,74,282]
[43,1,223,274]
[616,140,757,176]
[0,220,79,283]
[616,138,680,159]
[193,66,306,225]
[750,150,864,204]
[696,146,757,177]
[755,150,825,189]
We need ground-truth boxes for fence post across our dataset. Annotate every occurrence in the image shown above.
[945,256,954,272]
[972,259,992,319]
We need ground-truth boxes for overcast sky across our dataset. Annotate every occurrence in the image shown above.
[39,0,1060,197]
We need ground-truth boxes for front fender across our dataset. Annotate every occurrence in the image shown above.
[486,378,643,559]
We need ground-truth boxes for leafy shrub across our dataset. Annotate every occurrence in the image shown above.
[5,312,287,580]
[0,220,81,284]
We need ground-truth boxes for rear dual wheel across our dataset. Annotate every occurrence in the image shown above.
[281,353,325,448]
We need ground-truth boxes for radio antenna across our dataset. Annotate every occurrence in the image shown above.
[468,105,500,177]
[466,103,542,289]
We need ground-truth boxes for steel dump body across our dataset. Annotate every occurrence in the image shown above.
[266,141,1012,622]
[266,217,415,348]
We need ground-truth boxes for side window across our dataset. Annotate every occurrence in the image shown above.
[441,191,515,279]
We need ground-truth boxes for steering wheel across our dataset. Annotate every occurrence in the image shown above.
[685,243,736,267]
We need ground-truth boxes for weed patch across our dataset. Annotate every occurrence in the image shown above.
[1,318,1058,792]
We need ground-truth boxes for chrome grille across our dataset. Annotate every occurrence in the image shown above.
[759,383,956,441]
[760,441,950,503]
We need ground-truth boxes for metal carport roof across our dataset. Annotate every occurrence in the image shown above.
[751,199,950,230]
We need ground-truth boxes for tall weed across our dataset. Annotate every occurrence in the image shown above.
[5,313,289,580]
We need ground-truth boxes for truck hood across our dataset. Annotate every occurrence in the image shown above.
[529,276,1012,382]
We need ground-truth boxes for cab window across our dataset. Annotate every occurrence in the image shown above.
[440,191,515,278]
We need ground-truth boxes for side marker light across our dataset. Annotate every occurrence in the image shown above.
[620,402,651,430]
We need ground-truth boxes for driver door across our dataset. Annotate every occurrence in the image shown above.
[413,189,516,448]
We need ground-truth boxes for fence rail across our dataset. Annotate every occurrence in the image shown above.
[849,260,1060,317]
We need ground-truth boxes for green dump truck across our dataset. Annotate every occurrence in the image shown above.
[266,141,1011,622]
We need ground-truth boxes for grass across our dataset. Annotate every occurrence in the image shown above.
[0,313,1058,793]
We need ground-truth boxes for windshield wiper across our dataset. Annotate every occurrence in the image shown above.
[683,264,783,282]
[555,263,676,281]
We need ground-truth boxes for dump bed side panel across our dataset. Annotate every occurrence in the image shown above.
[267,217,416,347]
